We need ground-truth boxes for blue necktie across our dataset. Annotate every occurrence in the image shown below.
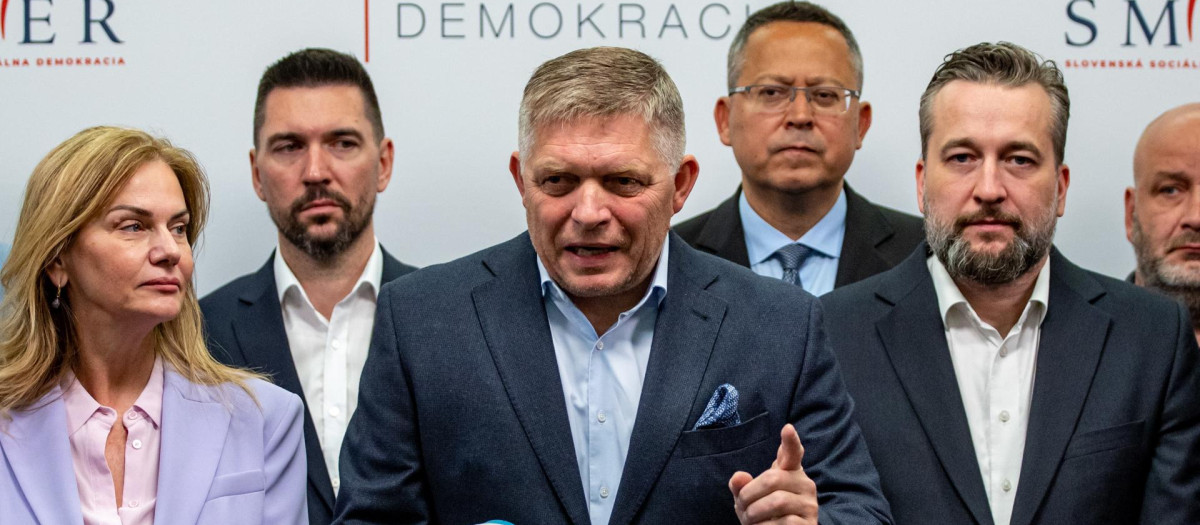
[775,243,812,289]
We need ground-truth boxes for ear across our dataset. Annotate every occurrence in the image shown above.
[671,155,701,214]
[250,149,266,202]
[1124,186,1136,243]
[854,101,873,150]
[1055,163,1070,217]
[47,255,69,290]
[376,138,395,192]
[714,97,733,146]
[915,158,927,215]
[509,151,527,199]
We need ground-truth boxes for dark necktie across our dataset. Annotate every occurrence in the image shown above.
[774,243,812,289]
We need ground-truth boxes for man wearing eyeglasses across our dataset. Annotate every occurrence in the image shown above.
[675,1,922,295]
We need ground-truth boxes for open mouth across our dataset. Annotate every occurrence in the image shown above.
[566,246,619,257]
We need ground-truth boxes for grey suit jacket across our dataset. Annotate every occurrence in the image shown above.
[333,232,891,524]
[673,184,923,289]
[200,248,417,525]
[822,245,1200,525]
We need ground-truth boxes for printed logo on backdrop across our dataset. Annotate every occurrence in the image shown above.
[0,0,125,69]
[1063,0,1199,71]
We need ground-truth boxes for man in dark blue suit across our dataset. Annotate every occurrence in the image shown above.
[200,48,417,524]
[822,42,1200,525]
[334,47,890,524]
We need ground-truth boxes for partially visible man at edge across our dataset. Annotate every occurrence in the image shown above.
[200,48,418,524]
[675,0,922,295]
[333,46,891,525]
[1126,102,1200,344]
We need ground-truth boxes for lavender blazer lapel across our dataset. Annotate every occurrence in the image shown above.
[155,369,232,524]
[0,389,85,525]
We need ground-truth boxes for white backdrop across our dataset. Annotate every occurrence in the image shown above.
[1,0,1197,294]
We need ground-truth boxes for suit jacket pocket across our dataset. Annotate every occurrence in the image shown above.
[678,411,771,458]
[1063,420,1145,459]
[206,470,266,500]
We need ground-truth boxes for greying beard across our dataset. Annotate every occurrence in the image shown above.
[1131,217,1200,331]
[924,202,1056,285]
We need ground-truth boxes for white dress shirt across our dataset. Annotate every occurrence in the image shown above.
[538,237,669,525]
[275,239,384,495]
[928,255,1050,525]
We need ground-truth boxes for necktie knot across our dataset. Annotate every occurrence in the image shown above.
[774,244,812,287]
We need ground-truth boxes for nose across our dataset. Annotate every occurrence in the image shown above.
[973,158,1007,205]
[783,88,815,129]
[1183,190,1200,231]
[301,145,332,185]
[570,180,613,229]
[148,227,183,267]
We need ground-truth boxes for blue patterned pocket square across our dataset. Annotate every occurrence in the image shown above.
[693,383,742,430]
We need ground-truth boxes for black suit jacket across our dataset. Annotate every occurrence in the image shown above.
[199,248,417,525]
[333,233,892,524]
[821,245,1200,525]
[673,184,924,288]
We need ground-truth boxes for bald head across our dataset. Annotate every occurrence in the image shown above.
[1134,103,1200,185]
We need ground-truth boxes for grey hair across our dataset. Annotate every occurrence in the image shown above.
[518,46,685,168]
[727,1,864,91]
[919,42,1070,164]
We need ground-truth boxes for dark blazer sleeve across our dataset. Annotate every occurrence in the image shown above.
[332,287,430,524]
[791,299,894,524]
[1139,302,1200,523]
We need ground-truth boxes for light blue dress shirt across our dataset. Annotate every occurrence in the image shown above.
[537,237,669,525]
[0,243,9,301]
[739,189,847,296]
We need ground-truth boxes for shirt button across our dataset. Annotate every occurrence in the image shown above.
[1002,479,1012,492]
[597,411,607,423]
[332,340,343,350]
[126,411,139,420]
[128,500,139,508]
[596,341,605,350]
[131,439,143,450]
[999,411,1010,423]
[329,406,342,418]
[332,478,341,489]
[600,486,610,498]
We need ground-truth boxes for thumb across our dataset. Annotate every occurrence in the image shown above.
[773,424,805,471]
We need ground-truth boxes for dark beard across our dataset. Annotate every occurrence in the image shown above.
[925,203,1055,285]
[271,186,372,263]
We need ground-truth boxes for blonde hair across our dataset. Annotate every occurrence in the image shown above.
[0,126,262,413]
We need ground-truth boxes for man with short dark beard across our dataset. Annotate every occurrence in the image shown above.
[1126,103,1200,344]
[822,42,1200,525]
[199,48,417,525]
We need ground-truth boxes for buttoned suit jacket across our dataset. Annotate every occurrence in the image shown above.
[673,184,924,289]
[199,248,417,525]
[820,245,1200,525]
[331,232,891,524]
[0,368,308,524]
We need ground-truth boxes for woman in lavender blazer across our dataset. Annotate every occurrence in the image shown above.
[0,126,307,524]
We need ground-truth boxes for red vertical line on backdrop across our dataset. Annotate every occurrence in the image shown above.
[365,0,371,62]
[1,0,10,39]
[1189,0,1196,41]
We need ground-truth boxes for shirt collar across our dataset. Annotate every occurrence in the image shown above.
[739,188,847,265]
[536,235,670,311]
[274,237,384,305]
[927,253,1052,327]
[62,355,165,434]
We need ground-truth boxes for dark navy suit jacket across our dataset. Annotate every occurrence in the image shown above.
[673,184,924,289]
[332,232,892,524]
[822,245,1200,525]
[200,248,417,525]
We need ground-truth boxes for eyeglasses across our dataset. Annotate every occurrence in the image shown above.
[729,84,861,115]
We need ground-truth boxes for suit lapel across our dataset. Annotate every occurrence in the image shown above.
[608,235,727,525]
[232,257,336,512]
[1009,252,1110,525]
[0,391,84,525]
[689,189,751,267]
[835,184,895,287]
[471,235,590,525]
[874,251,994,525]
[155,370,232,524]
